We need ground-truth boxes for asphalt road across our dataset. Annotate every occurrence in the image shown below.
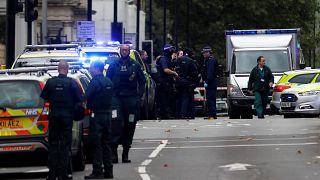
[1,116,320,180]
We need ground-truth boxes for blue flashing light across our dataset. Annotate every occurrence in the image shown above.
[107,41,120,45]
[96,41,104,45]
[226,29,298,35]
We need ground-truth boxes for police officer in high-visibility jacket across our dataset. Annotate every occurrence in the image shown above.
[40,61,82,180]
[107,44,146,163]
[85,60,114,179]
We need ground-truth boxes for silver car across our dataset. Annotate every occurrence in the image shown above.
[279,83,320,117]
[271,69,320,114]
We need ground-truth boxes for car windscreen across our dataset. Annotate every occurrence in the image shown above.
[85,52,120,65]
[0,81,44,109]
[14,57,81,68]
[232,50,290,73]
[288,73,316,84]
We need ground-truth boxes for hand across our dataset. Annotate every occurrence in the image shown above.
[269,82,273,88]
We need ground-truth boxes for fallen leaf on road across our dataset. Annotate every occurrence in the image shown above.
[297,150,302,154]
[164,164,168,167]
[246,137,254,141]
[292,135,296,138]
[193,128,199,132]
[186,137,190,139]
[275,148,280,150]
[227,121,231,124]
[306,161,312,166]
[165,129,171,133]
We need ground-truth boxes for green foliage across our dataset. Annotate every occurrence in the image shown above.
[151,0,320,65]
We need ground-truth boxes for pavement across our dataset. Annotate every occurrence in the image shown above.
[1,116,320,180]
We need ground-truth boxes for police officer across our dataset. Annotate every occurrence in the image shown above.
[85,60,114,179]
[248,56,274,119]
[40,61,82,180]
[175,49,197,119]
[156,44,178,119]
[107,44,146,163]
[202,46,218,120]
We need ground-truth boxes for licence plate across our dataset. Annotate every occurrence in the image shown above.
[281,102,292,107]
[0,119,23,129]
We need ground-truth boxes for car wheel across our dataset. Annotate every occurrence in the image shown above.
[241,113,253,119]
[72,139,86,171]
[229,111,240,119]
[284,114,296,119]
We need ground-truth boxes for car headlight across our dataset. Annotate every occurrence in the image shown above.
[298,90,320,96]
[229,84,243,97]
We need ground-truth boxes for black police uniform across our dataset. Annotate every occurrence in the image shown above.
[203,56,219,118]
[156,53,176,119]
[40,74,82,180]
[175,56,197,118]
[106,57,146,163]
[85,74,113,178]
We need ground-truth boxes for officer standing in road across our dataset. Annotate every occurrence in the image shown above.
[202,46,219,120]
[85,60,114,179]
[248,56,274,119]
[107,44,146,164]
[175,49,197,119]
[40,61,82,180]
[156,44,178,119]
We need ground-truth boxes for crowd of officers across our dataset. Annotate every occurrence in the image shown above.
[40,43,219,180]
[154,44,219,120]
[41,44,145,180]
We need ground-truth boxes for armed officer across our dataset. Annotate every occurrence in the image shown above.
[85,60,114,179]
[40,61,82,180]
[156,44,178,119]
[107,44,146,164]
[202,46,219,120]
[175,49,197,119]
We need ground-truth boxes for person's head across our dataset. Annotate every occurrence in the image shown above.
[184,48,194,58]
[120,44,131,59]
[201,46,212,59]
[171,52,177,60]
[257,56,266,67]
[89,60,105,77]
[163,44,176,56]
[58,61,69,75]
[177,50,184,58]
[139,50,148,62]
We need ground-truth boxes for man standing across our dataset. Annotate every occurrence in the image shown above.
[85,60,114,179]
[202,46,218,120]
[248,56,274,119]
[107,44,146,164]
[156,44,178,119]
[175,49,197,119]
[40,61,82,180]
[139,50,151,73]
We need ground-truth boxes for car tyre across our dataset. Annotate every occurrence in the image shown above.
[229,111,241,119]
[72,138,86,171]
[241,113,253,119]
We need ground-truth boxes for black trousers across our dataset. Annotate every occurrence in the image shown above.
[111,96,139,147]
[48,115,72,179]
[90,112,113,175]
[206,80,217,117]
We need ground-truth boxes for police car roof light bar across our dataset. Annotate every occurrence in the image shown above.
[0,67,49,74]
[225,29,299,35]
[24,44,79,51]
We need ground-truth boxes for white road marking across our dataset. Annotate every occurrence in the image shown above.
[220,163,255,171]
[149,140,168,158]
[138,140,168,180]
[138,166,147,173]
[140,173,151,180]
[141,159,152,166]
[165,142,318,149]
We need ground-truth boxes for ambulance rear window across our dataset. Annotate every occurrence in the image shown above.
[0,81,44,109]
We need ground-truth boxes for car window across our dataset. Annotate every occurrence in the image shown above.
[14,57,81,68]
[288,73,316,84]
[79,76,90,91]
[0,81,44,109]
[315,74,320,83]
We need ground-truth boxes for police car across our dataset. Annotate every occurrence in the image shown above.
[0,67,90,171]
[78,42,156,120]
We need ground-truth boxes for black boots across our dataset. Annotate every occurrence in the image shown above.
[122,146,131,163]
[104,167,114,179]
[112,145,119,164]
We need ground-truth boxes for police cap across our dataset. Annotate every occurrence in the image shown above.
[201,46,212,53]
